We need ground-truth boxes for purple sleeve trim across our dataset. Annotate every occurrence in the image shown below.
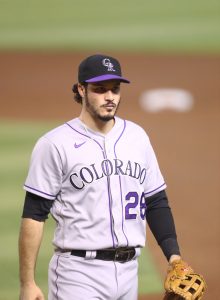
[144,182,166,197]
[24,184,56,198]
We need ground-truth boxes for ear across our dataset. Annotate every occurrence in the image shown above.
[78,84,86,98]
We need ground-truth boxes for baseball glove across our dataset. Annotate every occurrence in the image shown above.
[164,259,206,300]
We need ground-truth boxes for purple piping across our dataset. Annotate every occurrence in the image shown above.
[24,184,56,198]
[66,122,116,247]
[66,122,89,139]
[54,255,60,300]
[144,182,166,196]
[113,120,129,246]
[103,150,116,248]
[65,122,103,150]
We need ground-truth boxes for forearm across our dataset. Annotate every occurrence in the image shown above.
[146,190,180,260]
[18,218,44,286]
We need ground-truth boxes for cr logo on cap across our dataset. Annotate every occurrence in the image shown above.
[102,58,115,72]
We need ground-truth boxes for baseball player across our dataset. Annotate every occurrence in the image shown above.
[18,54,205,300]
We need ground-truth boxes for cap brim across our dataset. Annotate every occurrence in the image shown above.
[85,74,130,83]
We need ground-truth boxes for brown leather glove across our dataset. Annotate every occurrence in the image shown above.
[163,292,185,300]
[164,259,206,300]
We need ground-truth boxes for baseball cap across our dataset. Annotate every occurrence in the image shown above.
[78,54,130,84]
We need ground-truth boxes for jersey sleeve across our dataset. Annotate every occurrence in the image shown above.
[24,137,63,200]
[143,136,166,197]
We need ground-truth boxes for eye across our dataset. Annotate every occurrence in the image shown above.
[112,86,120,94]
[93,87,106,94]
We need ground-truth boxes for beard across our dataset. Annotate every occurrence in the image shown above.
[84,94,120,122]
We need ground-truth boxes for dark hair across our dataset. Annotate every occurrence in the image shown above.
[72,83,87,104]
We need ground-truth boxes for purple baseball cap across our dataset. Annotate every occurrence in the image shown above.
[78,54,130,84]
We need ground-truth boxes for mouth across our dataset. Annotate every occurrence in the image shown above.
[102,103,116,109]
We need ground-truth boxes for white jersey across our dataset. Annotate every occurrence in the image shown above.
[24,117,166,250]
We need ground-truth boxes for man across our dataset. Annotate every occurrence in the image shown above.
[19,54,181,300]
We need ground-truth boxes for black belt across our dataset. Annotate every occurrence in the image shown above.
[70,247,136,263]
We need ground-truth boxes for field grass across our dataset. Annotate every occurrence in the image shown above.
[0,0,220,53]
[0,120,163,299]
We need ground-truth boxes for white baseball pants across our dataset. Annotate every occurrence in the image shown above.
[48,251,138,300]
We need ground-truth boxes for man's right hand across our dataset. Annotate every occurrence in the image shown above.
[19,283,45,300]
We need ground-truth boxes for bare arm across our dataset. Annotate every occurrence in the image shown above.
[18,218,45,300]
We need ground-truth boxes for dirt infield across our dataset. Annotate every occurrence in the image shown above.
[1,52,219,300]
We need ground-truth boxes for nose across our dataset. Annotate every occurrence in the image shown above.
[105,90,114,101]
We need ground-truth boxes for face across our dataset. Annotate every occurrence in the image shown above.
[79,80,121,122]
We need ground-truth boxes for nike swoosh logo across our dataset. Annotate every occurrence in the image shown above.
[74,141,86,148]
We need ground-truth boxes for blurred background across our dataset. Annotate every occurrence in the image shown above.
[0,1,219,299]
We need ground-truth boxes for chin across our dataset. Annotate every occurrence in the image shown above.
[98,114,115,122]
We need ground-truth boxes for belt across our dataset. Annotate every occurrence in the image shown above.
[70,247,136,263]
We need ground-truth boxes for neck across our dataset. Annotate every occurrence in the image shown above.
[79,112,115,134]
